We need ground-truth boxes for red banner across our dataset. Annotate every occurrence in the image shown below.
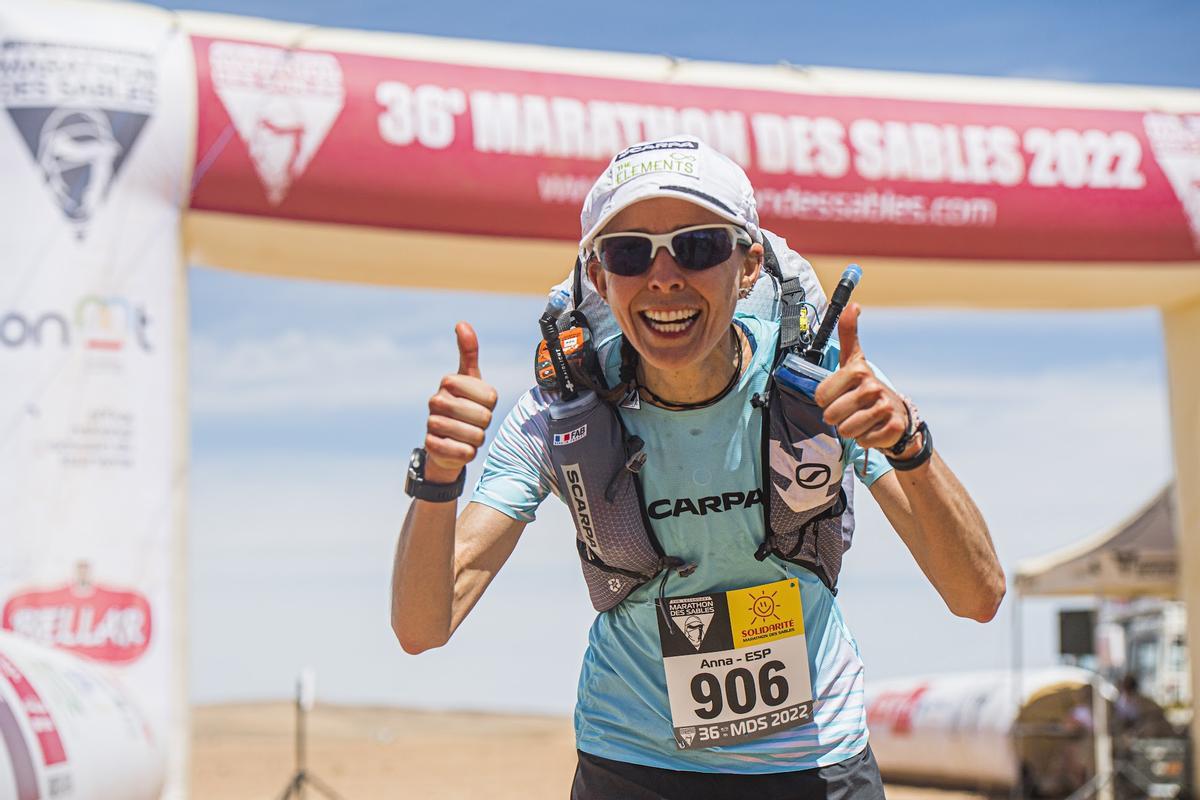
[188,36,1200,263]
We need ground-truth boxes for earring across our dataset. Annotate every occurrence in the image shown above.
[738,287,750,299]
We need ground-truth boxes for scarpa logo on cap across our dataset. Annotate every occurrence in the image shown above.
[614,139,699,162]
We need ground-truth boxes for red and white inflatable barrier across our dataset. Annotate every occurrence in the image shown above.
[0,631,165,800]
[866,667,1111,791]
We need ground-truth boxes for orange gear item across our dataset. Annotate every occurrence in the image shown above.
[535,326,587,388]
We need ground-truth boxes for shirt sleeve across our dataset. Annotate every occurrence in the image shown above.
[469,387,558,522]
[822,343,895,488]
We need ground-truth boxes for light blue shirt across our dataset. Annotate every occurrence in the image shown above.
[472,314,892,772]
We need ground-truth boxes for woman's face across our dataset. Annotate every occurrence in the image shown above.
[589,197,762,374]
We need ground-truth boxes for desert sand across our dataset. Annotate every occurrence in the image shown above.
[191,703,991,799]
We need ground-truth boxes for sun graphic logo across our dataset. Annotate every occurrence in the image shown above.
[747,589,780,627]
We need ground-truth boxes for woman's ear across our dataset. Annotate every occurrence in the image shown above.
[740,243,764,295]
[587,257,609,303]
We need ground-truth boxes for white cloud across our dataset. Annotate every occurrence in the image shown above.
[190,329,535,416]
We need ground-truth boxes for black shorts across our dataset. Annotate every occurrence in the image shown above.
[570,744,887,800]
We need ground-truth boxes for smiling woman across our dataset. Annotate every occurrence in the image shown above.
[587,202,758,408]
[390,134,1005,800]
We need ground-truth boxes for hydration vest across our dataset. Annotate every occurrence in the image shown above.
[543,231,856,612]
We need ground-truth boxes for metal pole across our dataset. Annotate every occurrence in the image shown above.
[1011,591,1025,800]
[1093,664,1114,800]
[297,680,306,800]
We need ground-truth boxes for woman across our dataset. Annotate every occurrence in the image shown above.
[391,135,1005,799]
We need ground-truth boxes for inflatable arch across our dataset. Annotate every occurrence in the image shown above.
[1,1,1198,796]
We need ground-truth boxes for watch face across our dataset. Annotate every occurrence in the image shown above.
[410,448,424,472]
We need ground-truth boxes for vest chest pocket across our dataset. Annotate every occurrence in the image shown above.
[761,379,852,593]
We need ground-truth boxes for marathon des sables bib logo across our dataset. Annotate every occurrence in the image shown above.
[0,40,156,237]
[2,568,152,664]
[208,41,346,205]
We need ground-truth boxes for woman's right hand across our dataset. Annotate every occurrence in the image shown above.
[423,322,498,484]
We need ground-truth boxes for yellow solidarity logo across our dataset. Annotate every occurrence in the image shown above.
[727,579,803,648]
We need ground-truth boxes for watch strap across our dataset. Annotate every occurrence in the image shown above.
[405,448,466,502]
[885,421,933,471]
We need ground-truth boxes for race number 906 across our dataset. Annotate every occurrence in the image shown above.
[691,660,789,719]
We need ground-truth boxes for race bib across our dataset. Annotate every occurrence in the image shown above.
[655,578,814,750]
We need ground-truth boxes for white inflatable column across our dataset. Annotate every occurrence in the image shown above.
[1164,299,1200,789]
[0,1,195,797]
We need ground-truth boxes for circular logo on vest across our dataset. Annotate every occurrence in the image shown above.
[795,463,832,489]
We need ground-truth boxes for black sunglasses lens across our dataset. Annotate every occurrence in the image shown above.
[672,228,733,270]
[600,237,653,276]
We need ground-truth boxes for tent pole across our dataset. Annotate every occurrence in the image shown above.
[1162,299,1200,790]
[1011,590,1024,800]
[1092,597,1114,800]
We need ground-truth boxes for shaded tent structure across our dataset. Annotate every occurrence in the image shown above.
[1012,487,1188,800]
[1016,486,1178,600]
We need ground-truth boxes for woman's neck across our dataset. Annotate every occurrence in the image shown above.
[637,325,746,407]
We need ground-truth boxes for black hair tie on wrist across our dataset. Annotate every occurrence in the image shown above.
[885,421,932,471]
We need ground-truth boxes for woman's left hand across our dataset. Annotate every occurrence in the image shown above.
[813,304,908,450]
[814,303,1005,622]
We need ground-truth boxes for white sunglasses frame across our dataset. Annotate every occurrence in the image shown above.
[591,223,753,273]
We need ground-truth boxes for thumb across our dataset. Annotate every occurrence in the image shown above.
[837,303,864,368]
[456,321,481,378]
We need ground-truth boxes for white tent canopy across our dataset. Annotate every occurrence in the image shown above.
[1015,487,1177,599]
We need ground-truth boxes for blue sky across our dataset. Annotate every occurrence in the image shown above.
[148,0,1197,711]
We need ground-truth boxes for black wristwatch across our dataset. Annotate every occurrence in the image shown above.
[885,421,933,471]
[404,448,466,502]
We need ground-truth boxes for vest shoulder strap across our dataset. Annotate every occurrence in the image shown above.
[761,235,806,354]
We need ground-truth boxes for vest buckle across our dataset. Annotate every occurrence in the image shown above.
[623,436,646,474]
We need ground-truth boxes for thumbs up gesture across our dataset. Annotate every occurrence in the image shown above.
[813,304,911,453]
[424,322,499,483]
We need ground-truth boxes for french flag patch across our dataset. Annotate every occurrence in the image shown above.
[553,424,588,446]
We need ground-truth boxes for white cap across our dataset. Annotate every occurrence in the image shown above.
[579,135,762,256]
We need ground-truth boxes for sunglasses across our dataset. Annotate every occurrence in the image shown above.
[593,224,752,277]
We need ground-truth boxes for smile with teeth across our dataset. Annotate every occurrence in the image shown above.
[640,308,700,334]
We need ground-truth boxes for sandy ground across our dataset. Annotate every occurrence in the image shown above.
[191,703,992,799]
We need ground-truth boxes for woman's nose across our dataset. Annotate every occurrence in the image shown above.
[645,246,686,291]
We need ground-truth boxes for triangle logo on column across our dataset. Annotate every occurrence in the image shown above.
[208,41,346,206]
[1,41,156,238]
[1144,113,1200,253]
